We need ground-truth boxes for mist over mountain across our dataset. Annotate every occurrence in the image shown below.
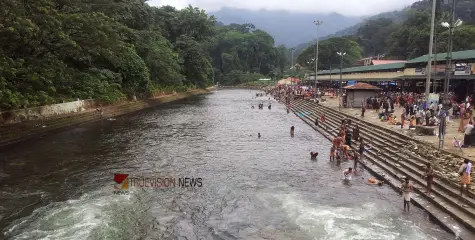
[293,9,408,54]
[209,7,363,47]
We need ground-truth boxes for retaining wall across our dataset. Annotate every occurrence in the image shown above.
[0,88,214,147]
[0,99,98,124]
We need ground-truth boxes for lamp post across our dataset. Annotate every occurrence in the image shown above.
[425,0,437,97]
[438,0,462,149]
[290,48,295,85]
[337,52,346,110]
[313,20,323,97]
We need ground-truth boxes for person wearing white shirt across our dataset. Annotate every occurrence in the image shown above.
[464,122,474,146]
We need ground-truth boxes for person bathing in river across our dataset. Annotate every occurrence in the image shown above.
[310,152,318,160]
[400,177,413,212]
[332,136,343,149]
[345,130,352,147]
[258,133,261,138]
[352,125,360,141]
[341,144,350,160]
[287,108,290,114]
[330,146,335,161]
[290,126,295,136]
[368,177,384,186]
[343,167,353,180]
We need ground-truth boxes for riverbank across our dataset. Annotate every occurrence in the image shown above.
[219,86,264,90]
[1,89,453,240]
[288,98,475,240]
[0,87,215,147]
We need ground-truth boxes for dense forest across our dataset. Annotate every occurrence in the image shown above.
[297,0,475,70]
[0,0,287,110]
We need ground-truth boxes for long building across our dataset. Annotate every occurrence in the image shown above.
[304,50,475,93]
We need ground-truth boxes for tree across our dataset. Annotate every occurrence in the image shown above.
[297,37,363,70]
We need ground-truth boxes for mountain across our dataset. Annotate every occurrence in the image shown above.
[293,9,409,55]
[209,7,363,47]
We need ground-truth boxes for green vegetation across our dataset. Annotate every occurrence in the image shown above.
[297,37,363,69]
[0,1,287,111]
[297,0,475,67]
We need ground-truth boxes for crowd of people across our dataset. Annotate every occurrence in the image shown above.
[263,85,473,212]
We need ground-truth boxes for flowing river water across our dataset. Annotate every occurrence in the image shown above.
[0,89,453,240]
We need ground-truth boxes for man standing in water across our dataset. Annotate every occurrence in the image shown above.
[290,126,295,136]
[400,177,413,212]
[422,163,434,196]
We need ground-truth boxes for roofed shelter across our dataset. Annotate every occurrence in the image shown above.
[277,77,301,85]
[343,83,381,107]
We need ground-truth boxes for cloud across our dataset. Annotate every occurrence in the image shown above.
[148,0,420,16]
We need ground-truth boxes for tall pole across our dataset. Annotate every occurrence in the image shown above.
[440,0,457,149]
[445,0,456,94]
[425,0,437,97]
[314,20,323,95]
[337,52,346,110]
[433,34,438,93]
[339,55,343,110]
[291,48,295,85]
[330,65,332,90]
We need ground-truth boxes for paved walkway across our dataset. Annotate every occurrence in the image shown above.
[320,97,475,161]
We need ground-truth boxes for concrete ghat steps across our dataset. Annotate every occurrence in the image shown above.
[296,101,475,203]
[296,101,475,217]
[288,99,475,239]
[298,101,475,200]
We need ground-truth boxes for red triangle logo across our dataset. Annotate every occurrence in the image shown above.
[114,174,129,184]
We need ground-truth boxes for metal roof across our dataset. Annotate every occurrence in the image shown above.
[407,50,475,64]
[319,62,405,75]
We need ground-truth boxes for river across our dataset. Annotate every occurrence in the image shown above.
[0,89,453,239]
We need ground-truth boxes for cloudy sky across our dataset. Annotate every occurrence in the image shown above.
[148,0,419,16]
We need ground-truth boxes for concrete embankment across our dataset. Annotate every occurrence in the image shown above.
[219,86,265,90]
[289,98,475,240]
[0,88,214,147]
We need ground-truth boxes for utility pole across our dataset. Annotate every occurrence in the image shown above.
[439,0,459,149]
[337,52,346,110]
[291,48,295,85]
[425,0,437,97]
[314,20,323,97]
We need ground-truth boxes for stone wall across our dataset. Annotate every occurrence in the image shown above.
[0,99,97,124]
[0,88,214,147]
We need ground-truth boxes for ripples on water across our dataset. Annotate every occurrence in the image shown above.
[0,89,453,239]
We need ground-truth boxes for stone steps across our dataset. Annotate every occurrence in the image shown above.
[288,98,475,239]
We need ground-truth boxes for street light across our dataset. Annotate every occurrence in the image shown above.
[337,52,346,110]
[313,20,323,98]
[290,48,295,86]
[425,0,437,97]
[438,0,461,149]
